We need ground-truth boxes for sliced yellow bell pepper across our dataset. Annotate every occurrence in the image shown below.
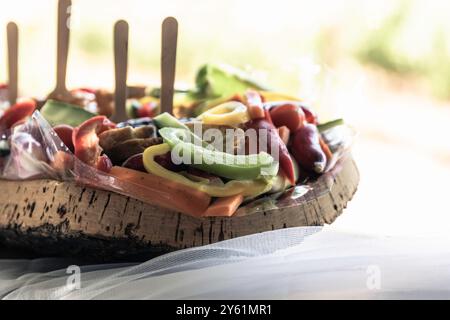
[143,143,273,197]
[197,101,250,126]
[193,95,241,116]
[139,96,159,105]
[259,91,302,102]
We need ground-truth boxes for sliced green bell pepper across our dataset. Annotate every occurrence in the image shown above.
[153,112,190,130]
[158,127,278,180]
[143,143,273,197]
[41,100,96,127]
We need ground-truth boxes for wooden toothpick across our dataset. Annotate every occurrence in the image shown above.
[7,22,18,106]
[160,17,178,115]
[112,20,129,123]
[48,0,73,101]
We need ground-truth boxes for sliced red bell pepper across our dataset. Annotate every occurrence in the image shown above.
[0,100,36,131]
[244,90,265,120]
[247,116,296,185]
[72,116,116,172]
[300,104,318,124]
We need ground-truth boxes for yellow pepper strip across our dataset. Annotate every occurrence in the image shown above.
[143,143,273,197]
[259,91,302,102]
[197,101,250,125]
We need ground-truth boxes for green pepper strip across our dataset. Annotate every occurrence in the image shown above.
[159,127,278,180]
[143,143,273,197]
[317,119,344,132]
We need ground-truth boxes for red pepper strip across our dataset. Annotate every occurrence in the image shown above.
[244,90,265,120]
[244,90,263,107]
[300,104,318,124]
[0,100,36,131]
[247,117,296,185]
[72,116,116,172]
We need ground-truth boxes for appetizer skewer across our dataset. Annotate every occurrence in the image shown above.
[6,22,18,106]
[47,0,74,103]
[111,20,129,123]
[160,17,178,115]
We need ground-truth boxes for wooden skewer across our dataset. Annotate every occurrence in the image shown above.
[160,17,178,115]
[48,0,73,101]
[112,20,129,123]
[6,22,18,106]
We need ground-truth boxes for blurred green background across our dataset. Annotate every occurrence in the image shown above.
[1,0,450,236]
[1,0,449,101]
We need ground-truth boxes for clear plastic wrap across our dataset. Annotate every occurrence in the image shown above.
[0,111,355,216]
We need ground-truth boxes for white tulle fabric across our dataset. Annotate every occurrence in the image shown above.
[1,226,450,300]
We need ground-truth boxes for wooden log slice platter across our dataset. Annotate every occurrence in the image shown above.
[0,155,359,262]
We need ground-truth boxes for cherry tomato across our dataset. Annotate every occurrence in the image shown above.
[269,103,305,132]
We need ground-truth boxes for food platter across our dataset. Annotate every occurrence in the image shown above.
[0,154,358,261]
[0,1,359,262]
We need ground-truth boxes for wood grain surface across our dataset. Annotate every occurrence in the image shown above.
[0,155,359,262]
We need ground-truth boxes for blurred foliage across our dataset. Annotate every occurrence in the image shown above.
[1,0,449,101]
[427,30,450,100]
[357,3,415,74]
[77,28,109,54]
[357,1,450,99]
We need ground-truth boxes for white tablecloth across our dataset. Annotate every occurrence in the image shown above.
[1,226,450,299]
